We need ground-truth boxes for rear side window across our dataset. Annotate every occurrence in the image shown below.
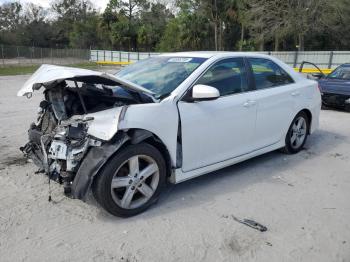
[248,58,294,90]
[196,58,249,96]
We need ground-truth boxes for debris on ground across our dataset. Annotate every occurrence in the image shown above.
[232,216,268,232]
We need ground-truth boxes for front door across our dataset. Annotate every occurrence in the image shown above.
[178,57,257,172]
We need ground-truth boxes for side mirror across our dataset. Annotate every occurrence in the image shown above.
[311,73,324,79]
[191,84,220,101]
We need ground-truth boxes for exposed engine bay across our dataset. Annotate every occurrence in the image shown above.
[19,65,154,197]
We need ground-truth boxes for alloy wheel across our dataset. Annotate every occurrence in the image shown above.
[290,116,307,149]
[110,155,160,209]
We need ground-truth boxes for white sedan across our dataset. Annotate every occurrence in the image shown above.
[18,52,321,217]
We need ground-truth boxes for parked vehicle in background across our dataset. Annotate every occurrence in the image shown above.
[18,52,321,217]
[319,64,350,111]
[300,62,350,111]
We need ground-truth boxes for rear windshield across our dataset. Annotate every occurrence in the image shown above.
[328,66,350,80]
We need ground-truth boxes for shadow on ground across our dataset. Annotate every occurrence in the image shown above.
[91,128,346,221]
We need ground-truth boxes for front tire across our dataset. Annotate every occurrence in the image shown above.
[282,112,309,154]
[92,143,166,217]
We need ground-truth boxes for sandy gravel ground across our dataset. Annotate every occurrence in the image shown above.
[0,75,349,262]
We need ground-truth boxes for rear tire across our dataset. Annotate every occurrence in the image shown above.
[92,143,166,217]
[282,112,309,154]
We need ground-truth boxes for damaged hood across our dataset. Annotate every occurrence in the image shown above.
[17,64,155,97]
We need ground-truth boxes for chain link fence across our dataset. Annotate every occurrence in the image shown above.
[2,46,349,69]
[91,50,350,69]
[1,45,90,67]
[268,51,350,69]
[90,50,161,63]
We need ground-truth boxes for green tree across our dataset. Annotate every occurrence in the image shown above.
[326,0,350,50]
[20,3,52,47]
[51,0,96,47]
[286,0,333,51]
[1,0,350,52]
[0,2,23,45]
[245,0,290,51]
[104,0,149,50]
[69,12,102,48]
[159,0,210,51]
[110,15,130,49]
[157,17,182,51]
[138,3,173,51]
[0,2,22,31]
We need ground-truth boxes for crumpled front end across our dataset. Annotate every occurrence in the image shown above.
[19,65,152,198]
[20,96,124,196]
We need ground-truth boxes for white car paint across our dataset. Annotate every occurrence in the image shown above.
[252,83,299,149]
[17,64,155,97]
[178,90,257,172]
[18,52,321,184]
[118,101,180,167]
[117,52,320,183]
[191,84,220,99]
[85,107,123,141]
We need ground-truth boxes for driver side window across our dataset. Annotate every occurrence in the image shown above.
[196,58,249,96]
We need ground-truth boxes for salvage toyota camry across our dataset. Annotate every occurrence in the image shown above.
[18,52,321,217]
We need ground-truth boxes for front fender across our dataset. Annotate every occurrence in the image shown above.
[85,107,123,141]
[71,133,129,199]
[71,129,161,200]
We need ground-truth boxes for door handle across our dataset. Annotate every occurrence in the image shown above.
[291,91,300,97]
[243,100,256,107]
[243,101,250,107]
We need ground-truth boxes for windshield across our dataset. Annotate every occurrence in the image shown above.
[115,56,207,98]
[327,65,350,80]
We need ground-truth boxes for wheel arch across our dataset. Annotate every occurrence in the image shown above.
[299,108,312,134]
[282,108,313,148]
[122,128,173,178]
[71,128,173,200]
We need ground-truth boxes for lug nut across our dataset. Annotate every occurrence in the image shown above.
[140,176,144,180]
[129,180,132,184]
[131,186,135,190]
[138,184,142,187]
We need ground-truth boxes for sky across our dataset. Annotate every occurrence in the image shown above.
[0,0,110,11]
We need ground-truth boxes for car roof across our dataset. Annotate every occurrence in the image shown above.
[160,51,272,59]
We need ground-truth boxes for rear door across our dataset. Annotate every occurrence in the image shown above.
[246,58,297,149]
[178,57,257,172]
